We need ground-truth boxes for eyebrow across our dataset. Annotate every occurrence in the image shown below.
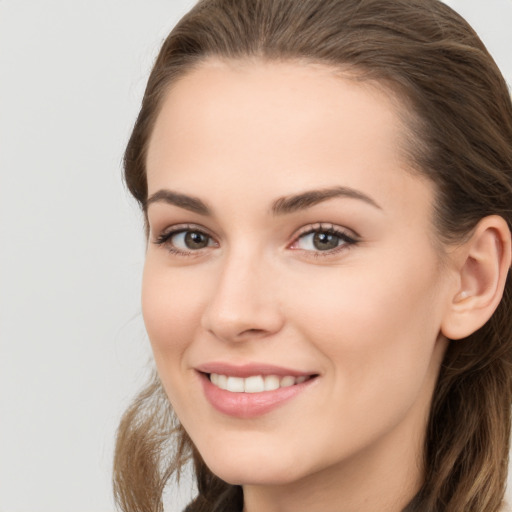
[145,189,211,215]
[145,185,381,216]
[271,186,382,215]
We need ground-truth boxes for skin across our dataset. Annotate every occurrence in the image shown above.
[143,60,457,512]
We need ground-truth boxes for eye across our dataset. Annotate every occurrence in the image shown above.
[154,225,217,254]
[290,224,358,254]
[172,230,212,250]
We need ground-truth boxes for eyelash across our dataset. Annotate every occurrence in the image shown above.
[153,224,216,257]
[153,222,359,258]
[290,223,359,258]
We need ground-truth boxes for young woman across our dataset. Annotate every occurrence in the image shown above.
[113,1,512,510]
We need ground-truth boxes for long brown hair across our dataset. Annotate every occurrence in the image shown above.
[114,1,512,510]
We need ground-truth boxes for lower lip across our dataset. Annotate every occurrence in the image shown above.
[199,372,316,419]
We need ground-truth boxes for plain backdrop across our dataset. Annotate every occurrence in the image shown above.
[1,1,511,511]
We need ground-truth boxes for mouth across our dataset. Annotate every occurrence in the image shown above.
[207,373,315,393]
[196,366,319,418]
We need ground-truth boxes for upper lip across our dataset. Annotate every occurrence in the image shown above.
[195,362,317,378]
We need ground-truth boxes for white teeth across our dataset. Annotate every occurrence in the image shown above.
[280,376,295,387]
[226,376,245,392]
[217,374,228,390]
[209,373,310,393]
[264,375,280,391]
[244,375,265,393]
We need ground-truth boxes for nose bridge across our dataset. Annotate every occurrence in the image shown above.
[201,244,283,342]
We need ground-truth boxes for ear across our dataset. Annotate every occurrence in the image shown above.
[441,215,511,340]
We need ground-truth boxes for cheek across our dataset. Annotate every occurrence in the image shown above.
[278,262,445,465]
[287,254,444,399]
[141,258,206,363]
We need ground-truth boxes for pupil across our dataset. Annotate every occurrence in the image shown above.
[185,231,208,249]
[313,232,339,250]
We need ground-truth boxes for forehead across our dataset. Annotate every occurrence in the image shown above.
[146,59,432,218]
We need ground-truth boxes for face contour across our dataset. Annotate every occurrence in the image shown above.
[143,60,452,501]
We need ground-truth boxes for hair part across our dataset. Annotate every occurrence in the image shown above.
[116,1,512,510]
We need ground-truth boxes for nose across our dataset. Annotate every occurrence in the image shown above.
[200,250,284,343]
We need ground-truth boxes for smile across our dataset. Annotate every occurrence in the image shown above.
[209,373,310,393]
[198,367,318,419]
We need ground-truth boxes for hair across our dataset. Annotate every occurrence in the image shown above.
[113,1,512,511]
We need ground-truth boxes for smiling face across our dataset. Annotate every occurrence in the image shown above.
[143,60,454,508]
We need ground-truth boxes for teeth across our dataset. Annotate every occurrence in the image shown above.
[226,376,245,392]
[280,376,295,387]
[217,374,228,390]
[209,373,310,393]
[244,375,264,393]
[264,375,280,391]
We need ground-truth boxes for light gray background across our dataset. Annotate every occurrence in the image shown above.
[1,1,511,511]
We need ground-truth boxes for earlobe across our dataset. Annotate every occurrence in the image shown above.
[441,215,511,341]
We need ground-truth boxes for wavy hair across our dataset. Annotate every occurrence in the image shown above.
[114,1,512,510]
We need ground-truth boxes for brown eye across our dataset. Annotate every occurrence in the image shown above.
[154,225,218,255]
[293,227,357,254]
[155,228,217,255]
[176,230,212,250]
[184,231,210,249]
[312,232,340,251]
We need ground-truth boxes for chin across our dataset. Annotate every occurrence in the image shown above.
[199,446,307,487]
[208,463,302,487]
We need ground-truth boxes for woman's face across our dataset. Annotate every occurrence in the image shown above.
[143,61,453,489]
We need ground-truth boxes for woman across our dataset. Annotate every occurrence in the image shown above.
[113,0,512,510]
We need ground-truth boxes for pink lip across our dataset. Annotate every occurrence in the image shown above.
[196,363,318,419]
[196,362,314,378]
